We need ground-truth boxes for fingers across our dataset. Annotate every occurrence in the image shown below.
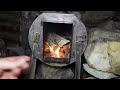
[0,72,18,79]
[0,56,30,70]
[20,62,29,70]
[0,70,3,76]
[0,66,27,79]
[0,62,29,76]
[0,56,30,61]
[0,56,30,79]
[0,59,26,70]
[0,67,23,79]
[11,68,21,76]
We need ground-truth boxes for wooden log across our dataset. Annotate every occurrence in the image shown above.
[46,32,70,49]
[44,33,70,58]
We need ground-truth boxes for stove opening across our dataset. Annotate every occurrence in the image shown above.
[43,22,73,63]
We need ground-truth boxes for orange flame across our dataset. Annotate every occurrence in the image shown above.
[46,43,64,58]
[49,45,61,58]
[55,47,60,58]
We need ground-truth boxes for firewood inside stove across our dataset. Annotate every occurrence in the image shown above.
[44,32,71,58]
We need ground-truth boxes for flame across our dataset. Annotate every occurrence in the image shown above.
[44,42,66,58]
[49,45,61,58]
[55,47,60,58]
[49,47,54,52]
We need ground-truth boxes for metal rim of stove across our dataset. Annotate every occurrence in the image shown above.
[28,12,87,67]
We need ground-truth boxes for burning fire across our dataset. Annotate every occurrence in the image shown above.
[55,47,60,58]
[44,42,66,58]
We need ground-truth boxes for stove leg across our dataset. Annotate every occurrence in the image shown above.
[28,57,37,79]
[75,53,81,79]
[23,55,37,79]
[28,43,38,79]
[75,36,84,79]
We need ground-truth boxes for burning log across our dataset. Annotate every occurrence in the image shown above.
[44,32,70,58]
[46,32,70,49]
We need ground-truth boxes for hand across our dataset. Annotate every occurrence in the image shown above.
[0,56,30,79]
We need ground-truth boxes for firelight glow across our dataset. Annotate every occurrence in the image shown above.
[49,46,60,58]
[45,42,65,58]
[55,47,60,58]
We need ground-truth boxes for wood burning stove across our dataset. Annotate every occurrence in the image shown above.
[28,12,87,79]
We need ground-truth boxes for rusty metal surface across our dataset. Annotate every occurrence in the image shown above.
[28,12,87,67]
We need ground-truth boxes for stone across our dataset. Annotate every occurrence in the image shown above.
[35,62,74,79]
[107,41,120,75]
[114,21,120,30]
[98,20,120,31]
[83,64,118,79]
[113,11,120,21]
[84,77,97,79]
[85,41,112,71]
[84,28,120,75]
[81,11,115,27]
[97,20,115,30]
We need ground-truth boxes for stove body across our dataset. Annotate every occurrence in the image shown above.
[28,12,87,79]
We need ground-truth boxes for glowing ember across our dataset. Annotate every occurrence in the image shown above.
[55,47,60,58]
[44,42,67,58]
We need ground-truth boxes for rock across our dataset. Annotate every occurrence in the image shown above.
[85,41,111,71]
[113,11,120,21]
[84,76,97,79]
[97,20,115,30]
[35,62,74,79]
[107,41,120,75]
[81,11,115,27]
[98,20,120,31]
[114,21,120,30]
[84,28,120,75]
[83,64,118,79]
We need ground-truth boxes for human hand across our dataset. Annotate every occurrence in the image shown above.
[0,56,30,79]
